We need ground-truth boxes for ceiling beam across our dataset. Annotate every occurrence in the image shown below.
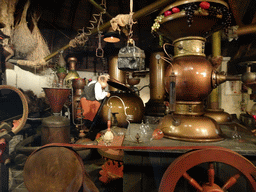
[43,0,174,61]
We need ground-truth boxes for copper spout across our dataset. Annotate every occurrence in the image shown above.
[212,71,227,88]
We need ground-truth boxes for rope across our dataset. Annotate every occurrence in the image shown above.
[110,0,136,39]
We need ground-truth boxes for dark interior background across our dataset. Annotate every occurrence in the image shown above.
[12,0,256,74]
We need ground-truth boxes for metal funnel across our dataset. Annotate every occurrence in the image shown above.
[43,88,71,114]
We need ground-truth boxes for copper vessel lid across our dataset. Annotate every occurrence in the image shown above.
[107,78,133,92]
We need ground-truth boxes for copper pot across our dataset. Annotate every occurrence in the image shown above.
[165,55,213,101]
[72,78,86,90]
[99,92,144,128]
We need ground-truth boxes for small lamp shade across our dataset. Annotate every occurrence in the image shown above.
[103,28,120,43]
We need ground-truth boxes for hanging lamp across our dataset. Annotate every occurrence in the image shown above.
[103,27,120,43]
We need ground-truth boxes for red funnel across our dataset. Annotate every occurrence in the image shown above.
[43,88,71,113]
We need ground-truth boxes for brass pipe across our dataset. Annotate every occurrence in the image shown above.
[108,55,126,92]
[212,31,221,57]
[150,51,166,100]
[88,0,113,19]
[206,30,232,123]
[44,44,70,62]
[237,23,256,36]
[44,0,174,62]
[209,31,222,110]
[226,75,241,81]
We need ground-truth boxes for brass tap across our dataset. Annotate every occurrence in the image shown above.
[211,70,227,88]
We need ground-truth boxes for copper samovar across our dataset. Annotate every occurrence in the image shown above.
[158,37,226,141]
[155,0,230,142]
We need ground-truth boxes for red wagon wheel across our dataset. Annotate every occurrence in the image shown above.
[159,148,256,192]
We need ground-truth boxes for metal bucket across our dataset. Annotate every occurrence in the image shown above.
[41,115,70,145]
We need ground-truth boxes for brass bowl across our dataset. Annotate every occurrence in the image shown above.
[127,78,140,86]
[157,114,224,142]
[72,78,86,89]
[159,0,228,15]
[157,0,229,40]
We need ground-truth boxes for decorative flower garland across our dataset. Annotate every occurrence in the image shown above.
[151,1,232,34]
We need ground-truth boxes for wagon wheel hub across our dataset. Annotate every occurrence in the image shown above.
[182,162,241,192]
[202,183,223,192]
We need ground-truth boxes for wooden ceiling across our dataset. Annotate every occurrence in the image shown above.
[14,0,256,73]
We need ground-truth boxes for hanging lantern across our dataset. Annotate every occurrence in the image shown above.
[118,39,145,71]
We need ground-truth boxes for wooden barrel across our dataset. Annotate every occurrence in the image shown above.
[23,146,84,192]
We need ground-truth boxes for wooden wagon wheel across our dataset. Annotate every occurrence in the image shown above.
[0,85,28,134]
[159,148,256,192]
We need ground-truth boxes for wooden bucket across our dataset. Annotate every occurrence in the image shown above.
[23,146,98,192]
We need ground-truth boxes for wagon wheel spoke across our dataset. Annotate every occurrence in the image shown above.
[221,173,241,191]
[182,172,203,191]
[159,148,256,192]
[207,162,215,186]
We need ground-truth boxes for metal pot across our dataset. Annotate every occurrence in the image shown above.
[41,115,70,145]
[164,37,218,102]
[165,55,213,101]
[100,92,145,128]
